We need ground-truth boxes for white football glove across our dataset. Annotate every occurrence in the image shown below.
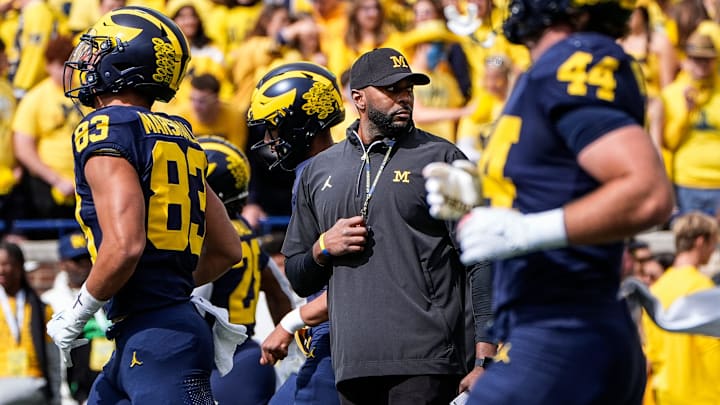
[457,207,568,264]
[46,283,106,366]
[423,160,482,220]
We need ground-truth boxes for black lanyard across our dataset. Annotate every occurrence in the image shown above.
[359,140,395,221]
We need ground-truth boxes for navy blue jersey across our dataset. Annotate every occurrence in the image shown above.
[479,33,646,317]
[73,106,208,320]
[209,216,269,336]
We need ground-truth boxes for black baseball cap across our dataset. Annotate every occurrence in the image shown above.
[350,48,430,90]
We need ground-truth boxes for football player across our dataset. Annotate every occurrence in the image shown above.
[196,135,293,404]
[423,0,674,403]
[45,7,244,404]
[248,62,344,405]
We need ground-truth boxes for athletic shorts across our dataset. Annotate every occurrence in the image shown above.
[469,302,646,405]
[88,301,215,405]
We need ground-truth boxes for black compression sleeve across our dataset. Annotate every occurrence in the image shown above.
[285,252,332,297]
[469,261,495,344]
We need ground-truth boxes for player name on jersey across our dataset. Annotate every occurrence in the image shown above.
[138,111,193,140]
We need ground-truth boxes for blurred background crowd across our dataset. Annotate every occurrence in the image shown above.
[0,0,531,238]
[3,0,720,235]
[1,0,720,403]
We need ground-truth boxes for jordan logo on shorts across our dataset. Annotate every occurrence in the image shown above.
[494,342,511,364]
[130,351,143,368]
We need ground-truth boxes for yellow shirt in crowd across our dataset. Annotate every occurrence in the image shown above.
[0,296,53,378]
[12,77,82,183]
[642,265,720,405]
[661,76,720,188]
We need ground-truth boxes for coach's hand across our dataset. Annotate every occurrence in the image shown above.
[459,366,486,393]
[423,160,481,220]
[318,216,368,258]
[46,283,106,366]
[457,207,568,264]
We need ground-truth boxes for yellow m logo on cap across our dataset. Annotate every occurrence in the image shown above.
[390,56,408,68]
[70,234,87,249]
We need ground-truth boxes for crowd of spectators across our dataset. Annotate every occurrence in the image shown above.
[0,0,717,240]
[0,0,524,238]
[0,0,720,403]
[0,0,718,238]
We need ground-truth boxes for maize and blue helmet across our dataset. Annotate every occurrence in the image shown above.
[64,6,191,107]
[247,62,345,171]
[198,136,251,212]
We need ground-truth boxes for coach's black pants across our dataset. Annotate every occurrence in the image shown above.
[337,374,462,405]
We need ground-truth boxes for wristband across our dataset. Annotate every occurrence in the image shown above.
[73,283,108,322]
[474,356,494,369]
[279,308,305,334]
[525,208,567,250]
[318,233,330,257]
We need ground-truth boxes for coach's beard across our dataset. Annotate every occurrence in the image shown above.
[368,107,413,139]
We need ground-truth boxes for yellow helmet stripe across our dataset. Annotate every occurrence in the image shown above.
[92,12,143,43]
[252,79,297,123]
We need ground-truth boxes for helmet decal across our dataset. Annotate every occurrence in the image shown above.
[247,62,345,171]
[303,78,343,121]
[152,37,178,87]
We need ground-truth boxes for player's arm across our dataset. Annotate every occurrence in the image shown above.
[300,290,329,326]
[452,111,673,264]
[47,154,145,365]
[83,155,146,299]
[260,262,292,324]
[194,184,244,286]
[566,123,674,244]
[260,291,329,365]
